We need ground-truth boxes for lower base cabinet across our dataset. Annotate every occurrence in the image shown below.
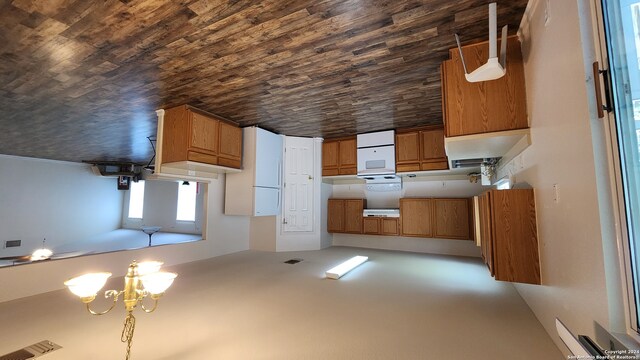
[476,189,540,285]
[363,217,399,236]
[328,198,470,239]
[327,199,365,234]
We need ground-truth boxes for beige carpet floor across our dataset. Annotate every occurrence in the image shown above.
[0,246,563,359]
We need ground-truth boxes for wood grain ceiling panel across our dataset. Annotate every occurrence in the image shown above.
[0,0,528,163]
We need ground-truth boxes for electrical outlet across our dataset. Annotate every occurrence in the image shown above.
[553,184,559,203]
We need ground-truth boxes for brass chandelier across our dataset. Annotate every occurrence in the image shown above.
[64,260,177,360]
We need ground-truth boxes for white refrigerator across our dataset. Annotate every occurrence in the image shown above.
[253,127,282,215]
[224,127,283,216]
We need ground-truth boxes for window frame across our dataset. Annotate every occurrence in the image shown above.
[597,0,640,341]
[176,181,198,222]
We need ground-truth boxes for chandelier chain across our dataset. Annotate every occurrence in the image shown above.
[121,312,136,360]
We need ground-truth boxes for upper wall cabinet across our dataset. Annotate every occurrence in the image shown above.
[217,121,243,168]
[322,137,357,176]
[441,36,528,138]
[161,105,242,172]
[395,126,448,173]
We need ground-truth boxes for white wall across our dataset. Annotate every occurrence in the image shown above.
[0,155,123,257]
[121,179,205,234]
[330,179,484,256]
[496,0,612,354]
[320,182,333,249]
[0,173,250,303]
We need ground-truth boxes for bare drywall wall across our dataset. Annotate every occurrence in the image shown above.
[0,173,250,303]
[0,155,123,257]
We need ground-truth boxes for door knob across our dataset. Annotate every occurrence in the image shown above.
[308,175,313,180]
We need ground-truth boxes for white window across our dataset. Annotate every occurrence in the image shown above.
[128,180,145,219]
[176,181,197,221]
[603,0,640,336]
[494,176,512,190]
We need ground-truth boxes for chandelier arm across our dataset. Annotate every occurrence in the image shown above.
[85,290,121,316]
[140,297,159,313]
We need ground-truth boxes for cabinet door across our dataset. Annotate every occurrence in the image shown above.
[338,138,357,175]
[162,105,190,164]
[218,122,242,168]
[322,141,339,176]
[421,128,447,161]
[478,193,494,275]
[381,218,399,236]
[400,198,433,237]
[344,199,364,233]
[420,128,448,171]
[395,132,420,164]
[327,199,345,233]
[363,217,380,235]
[443,37,528,137]
[490,189,540,284]
[433,199,470,240]
[190,112,218,154]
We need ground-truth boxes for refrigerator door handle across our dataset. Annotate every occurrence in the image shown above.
[277,160,282,188]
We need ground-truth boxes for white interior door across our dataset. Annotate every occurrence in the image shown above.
[283,137,314,232]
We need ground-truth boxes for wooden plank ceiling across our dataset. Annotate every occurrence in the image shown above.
[0,0,529,163]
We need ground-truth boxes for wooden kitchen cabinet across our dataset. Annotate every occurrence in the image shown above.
[327,199,365,234]
[362,217,399,236]
[162,105,242,169]
[363,217,381,235]
[322,137,357,176]
[396,126,448,173]
[327,199,345,233]
[381,218,399,235]
[441,36,528,138]
[217,121,242,168]
[433,198,471,240]
[478,193,493,275]
[400,198,433,237]
[477,189,540,285]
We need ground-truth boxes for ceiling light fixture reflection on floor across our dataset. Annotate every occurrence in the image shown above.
[326,256,368,279]
[64,260,176,360]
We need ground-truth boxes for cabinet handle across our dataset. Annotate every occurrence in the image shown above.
[592,61,613,118]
